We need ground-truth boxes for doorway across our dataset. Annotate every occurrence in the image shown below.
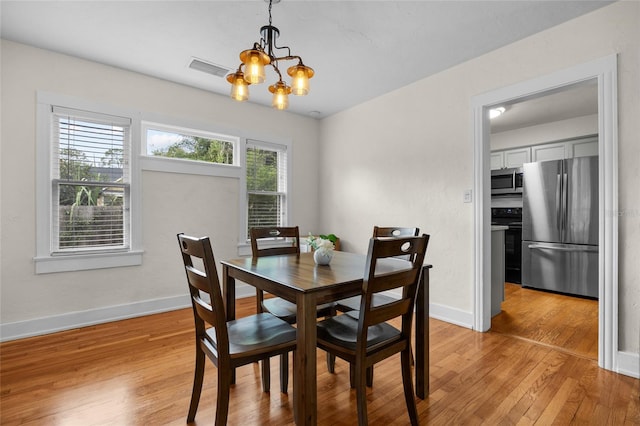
[489,83,599,360]
[471,55,619,371]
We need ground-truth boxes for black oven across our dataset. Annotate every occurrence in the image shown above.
[492,207,522,284]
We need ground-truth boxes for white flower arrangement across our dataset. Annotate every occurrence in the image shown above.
[307,233,336,255]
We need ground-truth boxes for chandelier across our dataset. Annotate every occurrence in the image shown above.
[226,0,314,110]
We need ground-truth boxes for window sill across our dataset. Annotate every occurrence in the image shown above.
[34,250,144,274]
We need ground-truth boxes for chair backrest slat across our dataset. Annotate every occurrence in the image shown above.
[368,269,418,293]
[193,296,217,326]
[372,226,420,238]
[250,226,300,258]
[372,227,420,262]
[365,299,413,327]
[185,266,210,293]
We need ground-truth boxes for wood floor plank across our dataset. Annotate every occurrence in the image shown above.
[1,296,637,425]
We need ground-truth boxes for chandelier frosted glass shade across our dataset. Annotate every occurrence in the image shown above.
[287,64,314,96]
[269,81,292,110]
[226,71,250,102]
[239,49,270,84]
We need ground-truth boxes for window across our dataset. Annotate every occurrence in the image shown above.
[245,140,289,240]
[52,107,130,252]
[140,121,240,178]
[36,93,142,273]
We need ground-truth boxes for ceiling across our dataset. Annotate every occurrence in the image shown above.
[490,80,598,134]
[1,1,610,122]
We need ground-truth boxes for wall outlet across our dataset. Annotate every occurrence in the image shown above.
[463,189,473,203]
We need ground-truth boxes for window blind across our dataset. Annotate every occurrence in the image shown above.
[51,106,131,252]
[246,140,287,239]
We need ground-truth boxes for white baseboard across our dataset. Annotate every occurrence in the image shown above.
[0,283,258,342]
[0,294,190,342]
[429,302,474,329]
[617,350,640,379]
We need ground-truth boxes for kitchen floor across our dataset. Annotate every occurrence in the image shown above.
[490,283,598,360]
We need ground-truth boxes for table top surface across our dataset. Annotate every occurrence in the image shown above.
[222,251,413,294]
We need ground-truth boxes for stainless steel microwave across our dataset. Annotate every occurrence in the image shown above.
[491,167,523,195]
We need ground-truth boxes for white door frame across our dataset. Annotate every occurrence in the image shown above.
[471,55,618,371]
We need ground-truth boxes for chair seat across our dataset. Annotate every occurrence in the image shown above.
[205,313,297,357]
[317,312,401,351]
[335,293,399,312]
[263,297,336,324]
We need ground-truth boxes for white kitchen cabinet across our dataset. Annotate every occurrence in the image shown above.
[491,152,504,170]
[569,137,599,158]
[493,136,597,168]
[491,147,531,170]
[504,147,531,168]
[531,142,567,162]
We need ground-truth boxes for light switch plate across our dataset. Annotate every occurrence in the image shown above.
[463,189,473,203]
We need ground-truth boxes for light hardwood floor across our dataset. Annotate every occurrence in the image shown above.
[491,283,599,360]
[1,296,638,425]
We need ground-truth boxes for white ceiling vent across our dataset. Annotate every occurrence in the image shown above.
[188,58,230,78]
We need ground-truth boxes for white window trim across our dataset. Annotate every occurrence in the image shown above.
[35,92,143,274]
[139,114,241,178]
[237,137,293,257]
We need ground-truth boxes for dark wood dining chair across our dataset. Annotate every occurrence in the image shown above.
[177,234,297,425]
[316,234,429,426]
[335,227,421,386]
[335,226,420,312]
[250,226,337,376]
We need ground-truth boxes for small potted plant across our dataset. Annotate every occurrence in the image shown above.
[307,233,337,265]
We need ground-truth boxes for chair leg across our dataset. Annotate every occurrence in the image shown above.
[261,358,271,393]
[325,309,337,374]
[216,367,232,426]
[280,353,289,394]
[354,360,369,426]
[349,363,355,388]
[187,349,205,422]
[326,352,336,373]
[401,348,419,426]
[410,344,415,366]
[292,350,298,424]
[366,366,374,387]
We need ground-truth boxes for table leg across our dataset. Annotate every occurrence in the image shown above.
[222,265,236,383]
[222,265,236,321]
[294,292,317,425]
[415,265,431,399]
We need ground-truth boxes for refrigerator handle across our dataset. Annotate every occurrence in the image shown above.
[527,244,598,253]
[562,172,568,235]
[556,174,562,233]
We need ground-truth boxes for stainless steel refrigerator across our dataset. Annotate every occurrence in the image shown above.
[522,156,598,298]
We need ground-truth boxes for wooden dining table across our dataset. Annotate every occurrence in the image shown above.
[221,250,432,426]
